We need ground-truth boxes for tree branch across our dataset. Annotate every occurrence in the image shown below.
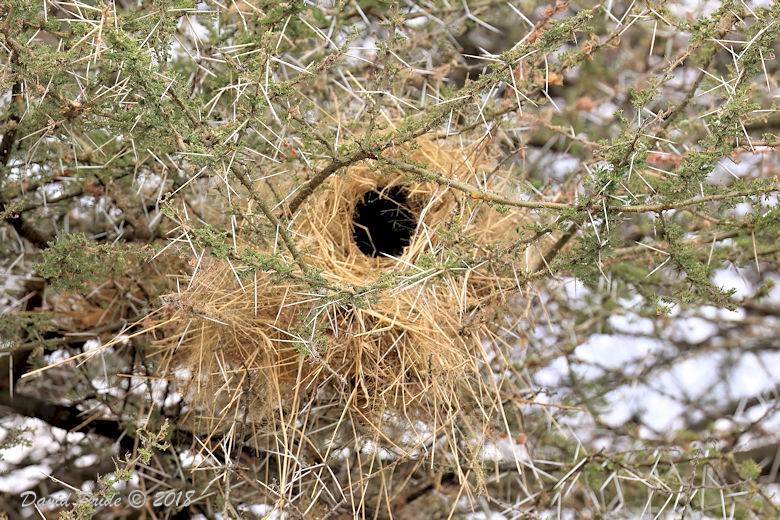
[388,158,779,215]
[389,158,570,210]
[0,391,136,453]
[616,187,779,213]
[0,50,52,248]
[232,164,310,274]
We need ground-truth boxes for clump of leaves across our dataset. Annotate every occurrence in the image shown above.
[0,427,32,460]
[36,234,151,293]
[58,420,171,520]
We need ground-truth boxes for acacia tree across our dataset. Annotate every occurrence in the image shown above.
[1,1,779,518]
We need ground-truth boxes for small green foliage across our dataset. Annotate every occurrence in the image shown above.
[591,165,621,195]
[559,227,615,286]
[35,234,150,293]
[735,458,762,480]
[662,221,737,309]
[0,427,32,459]
[629,87,658,110]
[136,419,171,464]
[58,421,171,520]
[0,312,55,344]
[192,226,234,259]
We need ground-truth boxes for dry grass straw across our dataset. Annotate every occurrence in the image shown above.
[151,135,532,504]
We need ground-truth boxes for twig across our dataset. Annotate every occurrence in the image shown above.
[0,51,52,248]
[528,222,579,274]
[618,187,779,213]
[388,158,778,215]
[232,164,309,274]
[284,148,373,217]
[389,158,570,210]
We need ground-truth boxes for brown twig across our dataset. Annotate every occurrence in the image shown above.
[388,157,778,215]
[617,187,779,213]
[232,164,309,274]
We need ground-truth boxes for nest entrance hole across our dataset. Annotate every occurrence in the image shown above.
[352,186,417,258]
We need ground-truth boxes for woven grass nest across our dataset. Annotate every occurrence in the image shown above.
[152,135,530,466]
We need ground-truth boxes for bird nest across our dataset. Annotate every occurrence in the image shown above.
[150,135,530,478]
